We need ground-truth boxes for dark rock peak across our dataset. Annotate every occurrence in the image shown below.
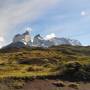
[14,34,21,37]
[34,34,44,40]
[34,34,41,38]
[23,31,30,35]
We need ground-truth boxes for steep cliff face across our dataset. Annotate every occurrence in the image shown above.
[32,34,45,47]
[32,34,54,47]
[13,31,31,45]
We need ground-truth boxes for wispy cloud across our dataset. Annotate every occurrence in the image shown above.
[0,0,61,47]
[0,0,90,47]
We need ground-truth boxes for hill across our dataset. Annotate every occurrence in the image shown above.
[0,45,90,79]
[0,45,90,90]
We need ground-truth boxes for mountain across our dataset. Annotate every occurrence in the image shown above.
[3,42,26,49]
[32,34,45,47]
[32,34,54,47]
[49,37,82,46]
[32,35,81,47]
[67,39,82,46]
[4,31,81,49]
[13,31,31,45]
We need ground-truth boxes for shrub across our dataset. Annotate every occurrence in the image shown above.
[68,83,79,89]
[52,81,65,87]
[25,66,44,72]
[43,63,54,68]
[9,80,25,89]
[60,62,90,81]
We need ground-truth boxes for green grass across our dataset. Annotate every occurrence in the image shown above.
[0,45,89,81]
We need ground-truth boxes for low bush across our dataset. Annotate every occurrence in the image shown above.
[59,62,90,81]
[68,83,79,89]
[25,66,44,72]
[52,81,65,87]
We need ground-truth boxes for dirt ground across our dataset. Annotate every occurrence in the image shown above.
[21,79,90,90]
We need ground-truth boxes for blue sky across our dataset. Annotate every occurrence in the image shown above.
[0,0,90,47]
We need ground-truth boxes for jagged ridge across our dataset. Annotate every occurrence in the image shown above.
[6,31,82,48]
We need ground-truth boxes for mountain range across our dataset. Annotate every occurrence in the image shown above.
[32,34,81,47]
[3,31,82,48]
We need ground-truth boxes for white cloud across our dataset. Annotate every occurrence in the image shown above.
[45,33,56,40]
[80,11,90,17]
[0,37,4,42]
[25,27,32,32]
[81,11,86,16]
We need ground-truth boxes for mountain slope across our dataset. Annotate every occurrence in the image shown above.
[0,45,90,78]
[0,45,90,89]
